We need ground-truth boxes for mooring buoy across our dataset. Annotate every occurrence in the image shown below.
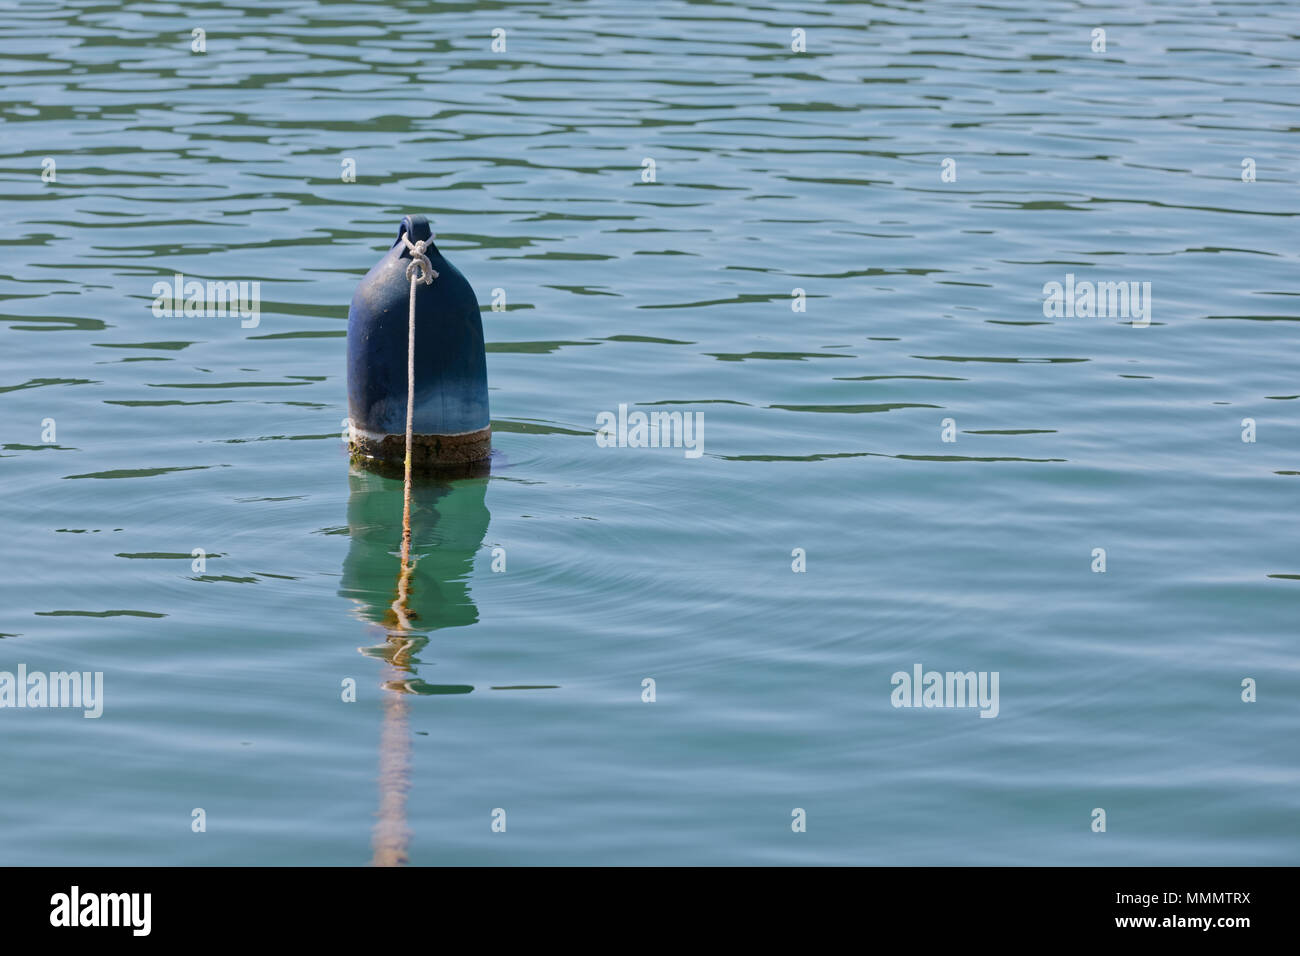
[347,215,490,476]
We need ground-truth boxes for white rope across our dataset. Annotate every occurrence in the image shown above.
[402,233,438,286]
[397,232,438,569]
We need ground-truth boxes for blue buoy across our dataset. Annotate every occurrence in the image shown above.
[347,215,490,475]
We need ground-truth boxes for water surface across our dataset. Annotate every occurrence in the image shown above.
[1,0,1297,865]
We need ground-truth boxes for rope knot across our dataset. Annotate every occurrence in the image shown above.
[401,234,438,286]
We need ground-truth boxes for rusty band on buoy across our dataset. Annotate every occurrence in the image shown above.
[350,423,492,477]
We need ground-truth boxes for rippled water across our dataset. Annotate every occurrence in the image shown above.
[2,0,1297,865]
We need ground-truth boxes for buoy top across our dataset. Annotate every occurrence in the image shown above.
[398,214,434,245]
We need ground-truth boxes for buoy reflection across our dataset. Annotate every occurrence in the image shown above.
[340,464,491,865]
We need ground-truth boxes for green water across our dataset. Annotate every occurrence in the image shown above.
[1,0,1297,865]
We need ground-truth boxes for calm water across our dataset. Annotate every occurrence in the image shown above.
[1,0,1297,866]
